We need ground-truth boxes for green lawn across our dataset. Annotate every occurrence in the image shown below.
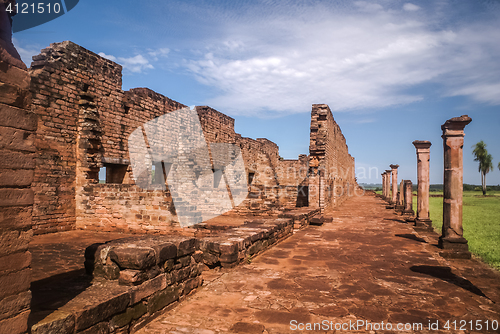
[413,191,500,270]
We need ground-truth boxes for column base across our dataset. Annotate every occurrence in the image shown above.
[395,205,404,212]
[414,218,433,232]
[438,236,471,259]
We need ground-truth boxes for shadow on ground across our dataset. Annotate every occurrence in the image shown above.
[29,269,92,326]
[410,265,490,300]
[395,233,426,243]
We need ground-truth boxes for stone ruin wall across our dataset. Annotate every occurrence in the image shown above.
[309,104,356,211]
[0,23,35,334]
[29,41,309,235]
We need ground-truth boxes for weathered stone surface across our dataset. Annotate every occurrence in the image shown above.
[0,291,30,322]
[130,274,167,304]
[0,188,34,207]
[0,169,34,187]
[110,303,147,330]
[118,269,148,286]
[0,269,31,300]
[79,321,109,334]
[177,238,197,257]
[152,242,177,263]
[0,104,37,131]
[93,262,120,280]
[109,247,156,270]
[30,310,75,334]
[439,115,472,259]
[0,310,29,334]
[390,164,399,204]
[74,292,130,331]
[147,286,181,314]
[0,251,31,276]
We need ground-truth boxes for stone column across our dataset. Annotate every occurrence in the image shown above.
[0,3,35,333]
[439,115,472,259]
[396,180,404,211]
[402,180,414,221]
[384,170,391,201]
[413,141,433,231]
[390,164,399,205]
[381,172,386,198]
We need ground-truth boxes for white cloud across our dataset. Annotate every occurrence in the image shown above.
[12,38,40,66]
[98,52,153,73]
[403,3,420,12]
[98,52,117,62]
[148,47,170,61]
[180,1,500,117]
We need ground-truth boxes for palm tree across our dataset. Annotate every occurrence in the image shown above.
[472,141,493,195]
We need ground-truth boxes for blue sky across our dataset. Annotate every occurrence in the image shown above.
[13,0,500,186]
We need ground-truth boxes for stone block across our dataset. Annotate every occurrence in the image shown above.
[118,270,148,286]
[183,276,202,295]
[172,266,191,283]
[0,309,29,334]
[147,285,180,314]
[93,262,120,280]
[0,206,32,230]
[30,310,75,334]
[0,82,31,108]
[0,268,31,300]
[198,240,220,255]
[79,322,109,334]
[0,126,36,152]
[0,105,37,131]
[130,274,167,304]
[0,150,35,170]
[75,292,129,331]
[109,303,147,330]
[151,242,177,263]
[0,188,34,207]
[109,247,156,270]
[0,59,31,90]
[0,251,31,275]
[0,229,32,256]
[201,252,219,266]
[177,238,197,257]
[0,169,34,187]
[0,291,30,322]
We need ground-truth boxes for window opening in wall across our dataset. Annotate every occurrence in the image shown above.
[99,166,106,183]
[101,163,128,184]
[248,172,255,185]
[152,161,172,185]
[213,169,223,188]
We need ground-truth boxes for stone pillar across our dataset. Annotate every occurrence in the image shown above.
[385,170,392,202]
[390,164,399,205]
[413,140,433,231]
[402,180,414,220]
[381,172,386,198]
[438,115,472,258]
[0,2,35,333]
[396,180,404,211]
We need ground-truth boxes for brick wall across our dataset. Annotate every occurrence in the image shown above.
[30,41,309,234]
[0,6,35,333]
[309,104,356,211]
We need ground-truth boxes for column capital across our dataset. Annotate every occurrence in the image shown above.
[389,164,399,170]
[441,115,472,136]
[412,140,432,150]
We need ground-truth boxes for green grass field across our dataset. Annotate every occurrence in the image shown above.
[422,191,500,270]
[374,189,500,269]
